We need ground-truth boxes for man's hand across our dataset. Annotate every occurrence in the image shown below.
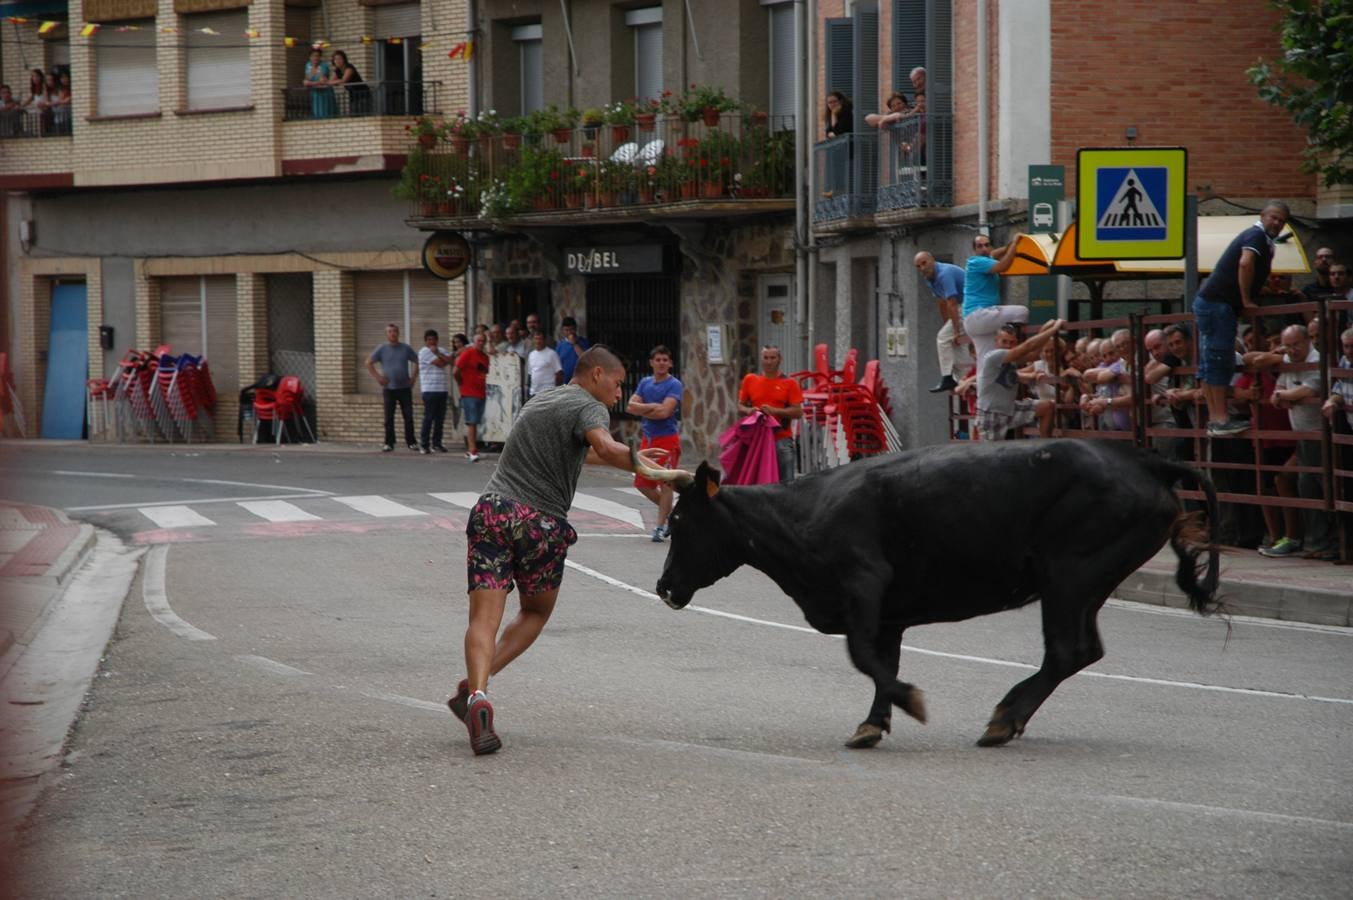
[377,375,389,387]
[1324,396,1342,420]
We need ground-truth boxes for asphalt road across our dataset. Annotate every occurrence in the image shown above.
[3,442,1351,898]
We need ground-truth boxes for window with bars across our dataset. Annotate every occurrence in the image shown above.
[353,271,448,395]
[95,19,158,116]
[185,10,251,109]
[584,275,680,415]
[158,275,239,395]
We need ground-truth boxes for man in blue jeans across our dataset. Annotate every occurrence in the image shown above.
[1192,201,1289,437]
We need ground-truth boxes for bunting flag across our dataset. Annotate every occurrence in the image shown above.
[388,37,401,45]
[283,36,296,47]
[449,41,473,60]
[38,20,60,34]
[360,35,373,45]
[244,28,260,38]
[197,26,219,35]
[80,23,100,36]
[5,17,30,24]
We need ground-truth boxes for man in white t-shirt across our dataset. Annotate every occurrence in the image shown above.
[1263,323,1332,558]
[418,329,453,453]
[526,329,563,398]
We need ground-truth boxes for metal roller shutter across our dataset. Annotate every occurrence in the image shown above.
[186,9,251,109]
[374,2,420,39]
[95,20,159,116]
[408,272,448,350]
[160,277,202,355]
[768,3,797,127]
[202,276,239,394]
[354,272,407,395]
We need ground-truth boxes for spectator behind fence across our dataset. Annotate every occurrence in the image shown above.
[1234,328,1299,552]
[329,50,370,115]
[1265,324,1335,559]
[824,91,852,139]
[1322,326,1353,430]
[526,330,563,398]
[1192,201,1289,437]
[1302,248,1336,300]
[303,47,335,119]
[863,91,909,129]
[51,69,71,134]
[975,320,1062,441]
[1159,324,1201,460]
[1083,329,1133,432]
[0,85,19,138]
[962,233,1027,364]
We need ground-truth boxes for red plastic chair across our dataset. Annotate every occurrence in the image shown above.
[275,376,316,443]
[252,387,279,444]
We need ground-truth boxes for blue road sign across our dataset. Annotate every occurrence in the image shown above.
[1094,166,1169,241]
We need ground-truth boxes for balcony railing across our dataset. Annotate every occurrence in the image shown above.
[282,81,441,122]
[0,107,72,139]
[813,113,954,223]
[406,113,796,221]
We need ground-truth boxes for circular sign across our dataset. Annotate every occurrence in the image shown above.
[421,231,472,280]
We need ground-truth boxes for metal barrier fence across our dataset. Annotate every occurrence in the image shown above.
[948,298,1352,561]
[282,80,440,121]
[877,113,954,211]
[0,107,71,138]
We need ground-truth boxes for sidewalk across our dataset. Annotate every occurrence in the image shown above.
[0,502,96,677]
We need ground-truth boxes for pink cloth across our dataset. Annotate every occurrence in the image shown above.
[718,412,781,485]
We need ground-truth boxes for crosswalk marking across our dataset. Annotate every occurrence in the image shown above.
[237,500,321,522]
[138,505,216,529]
[428,492,482,510]
[332,495,428,518]
[569,492,645,529]
[612,487,644,499]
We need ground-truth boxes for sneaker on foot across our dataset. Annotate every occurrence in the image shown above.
[465,691,501,755]
[407,442,419,451]
[1258,536,1303,557]
[1206,419,1249,437]
[381,444,393,452]
[447,678,470,721]
[467,452,481,463]
[432,445,449,453]
[420,446,430,455]
[651,525,666,543]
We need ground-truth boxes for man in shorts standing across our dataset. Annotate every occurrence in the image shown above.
[975,319,1063,440]
[453,331,490,462]
[1192,201,1289,437]
[627,344,684,542]
[449,345,667,755]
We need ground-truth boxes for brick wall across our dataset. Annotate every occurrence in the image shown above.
[1047,0,1314,202]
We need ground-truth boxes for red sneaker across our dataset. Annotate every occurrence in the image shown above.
[447,678,470,722]
[465,692,501,756]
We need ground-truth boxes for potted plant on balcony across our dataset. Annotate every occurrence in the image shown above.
[507,145,565,212]
[698,129,739,198]
[679,84,739,126]
[594,158,634,207]
[580,107,604,139]
[635,96,661,131]
[445,111,475,153]
[419,173,445,216]
[500,115,526,150]
[473,109,502,156]
[407,115,441,149]
[603,99,637,143]
[530,106,576,144]
[565,160,593,209]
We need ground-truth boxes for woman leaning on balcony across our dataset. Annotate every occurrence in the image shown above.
[303,47,335,119]
[329,50,370,117]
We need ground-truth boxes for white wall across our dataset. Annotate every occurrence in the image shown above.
[997,0,1051,199]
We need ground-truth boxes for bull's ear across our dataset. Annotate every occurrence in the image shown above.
[694,461,721,498]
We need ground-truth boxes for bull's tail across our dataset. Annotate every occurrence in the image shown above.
[1155,459,1224,617]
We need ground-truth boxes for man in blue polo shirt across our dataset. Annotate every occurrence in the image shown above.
[556,316,591,382]
[915,250,967,392]
[1193,201,1289,437]
[962,233,1026,366]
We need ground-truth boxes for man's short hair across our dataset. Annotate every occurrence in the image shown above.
[998,323,1020,336]
[1165,323,1192,341]
[561,316,578,328]
[576,344,623,374]
[424,329,438,340]
[1263,199,1292,217]
[973,234,990,248]
[387,322,399,330]
[649,344,672,359]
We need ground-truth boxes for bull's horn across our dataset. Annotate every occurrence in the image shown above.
[630,445,695,488]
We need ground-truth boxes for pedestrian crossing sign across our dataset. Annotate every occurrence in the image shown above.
[1076,147,1187,260]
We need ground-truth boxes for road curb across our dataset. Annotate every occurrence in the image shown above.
[1115,566,1352,627]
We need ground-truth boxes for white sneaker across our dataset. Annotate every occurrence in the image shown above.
[467,452,481,463]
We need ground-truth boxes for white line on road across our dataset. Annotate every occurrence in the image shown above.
[237,500,321,522]
[569,493,645,529]
[1104,598,1353,636]
[332,495,428,518]
[50,470,136,478]
[357,689,447,713]
[563,561,1353,707]
[1100,793,1353,831]
[236,655,313,677]
[71,492,332,512]
[138,505,216,529]
[142,545,216,641]
[428,492,482,509]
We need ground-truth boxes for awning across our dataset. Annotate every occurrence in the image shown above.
[1,0,68,15]
[1003,215,1311,278]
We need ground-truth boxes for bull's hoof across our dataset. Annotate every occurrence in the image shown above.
[976,718,1025,747]
[893,685,927,724]
[845,723,885,749]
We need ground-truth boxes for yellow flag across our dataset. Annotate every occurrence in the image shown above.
[244,28,260,38]
[80,22,100,36]
[283,36,296,47]
[38,20,59,34]
[360,35,373,45]
[389,37,401,45]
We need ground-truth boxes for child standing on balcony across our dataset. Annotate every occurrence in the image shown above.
[303,47,335,119]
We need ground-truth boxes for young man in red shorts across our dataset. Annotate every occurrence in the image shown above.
[448,345,667,755]
[626,344,684,542]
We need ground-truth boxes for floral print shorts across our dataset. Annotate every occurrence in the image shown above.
[466,493,578,596]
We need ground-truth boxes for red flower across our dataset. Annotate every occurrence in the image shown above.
[549,170,559,180]
[419,174,428,181]
[720,157,730,166]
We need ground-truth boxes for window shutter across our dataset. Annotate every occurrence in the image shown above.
[408,271,448,349]
[768,3,797,126]
[824,18,853,104]
[634,22,663,102]
[160,277,202,354]
[354,272,408,395]
[925,0,952,116]
[202,276,239,394]
[518,38,543,113]
[95,20,159,116]
[893,0,926,98]
[852,5,879,119]
[186,10,251,109]
[373,2,420,39]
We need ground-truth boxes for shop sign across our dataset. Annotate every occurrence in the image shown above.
[564,245,664,275]
[422,232,472,280]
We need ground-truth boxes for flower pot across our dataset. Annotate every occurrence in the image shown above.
[502,132,522,150]
[610,125,630,143]
[552,128,572,144]
[597,191,617,208]
[436,200,452,215]
[638,188,656,204]
[751,110,769,126]
[702,180,723,199]
[448,136,469,154]
[417,133,436,149]
[635,113,656,130]
[580,144,596,159]
[533,197,555,212]
[679,180,698,200]
[702,107,721,127]
[666,115,687,137]
[582,125,599,139]
[419,201,437,216]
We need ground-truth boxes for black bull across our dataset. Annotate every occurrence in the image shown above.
[646,439,1222,749]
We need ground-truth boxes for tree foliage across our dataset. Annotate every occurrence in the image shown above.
[1247,0,1353,187]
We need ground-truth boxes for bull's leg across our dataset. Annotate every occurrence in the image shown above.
[844,619,926,736]
[845,624,905,749]
[978,599,1106,747]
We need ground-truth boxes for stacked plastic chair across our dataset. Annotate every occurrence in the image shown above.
[112,349,161,442]
[275,376,316,443]
[794,344,901,471]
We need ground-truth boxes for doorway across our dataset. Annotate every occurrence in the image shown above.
[584,276,680,413]
[267,274,316,431]
[758,273,804,376]
[41,281,88,439]
[492,281,551,338]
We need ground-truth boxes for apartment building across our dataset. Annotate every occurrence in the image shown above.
[812,0,1342,448]
[403,0,808,459]
[2,0,468,442]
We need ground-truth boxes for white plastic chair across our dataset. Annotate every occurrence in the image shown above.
[610,142,638,163]
[637,139,665,164]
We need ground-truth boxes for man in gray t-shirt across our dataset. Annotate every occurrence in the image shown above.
[974,318,1063,441]
[366,323,420,451]
[450,345,668,756]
